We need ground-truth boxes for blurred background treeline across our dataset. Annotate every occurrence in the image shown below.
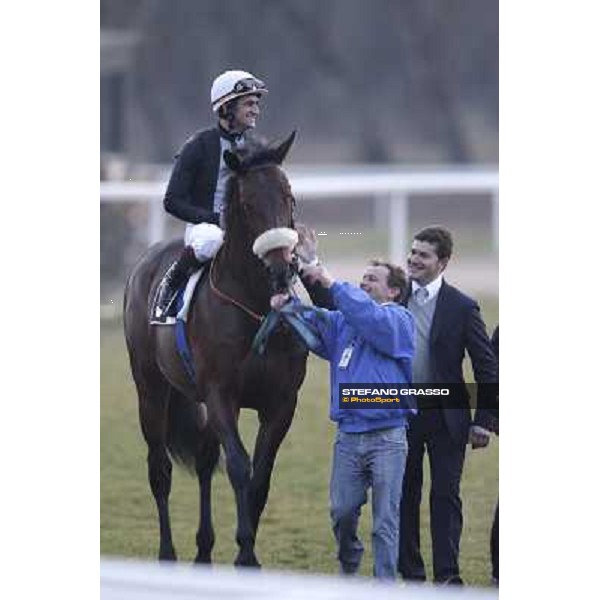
[101,0,498,168]
[100,0,498,303]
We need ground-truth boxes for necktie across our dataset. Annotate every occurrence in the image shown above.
[415,287,429,305]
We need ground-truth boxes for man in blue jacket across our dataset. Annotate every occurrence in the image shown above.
[271,260,415,580]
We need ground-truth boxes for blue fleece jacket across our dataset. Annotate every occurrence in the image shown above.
[299,281,416,433]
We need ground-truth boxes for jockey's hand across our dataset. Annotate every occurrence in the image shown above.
[295,223,318,265]
[469,425,491,449]
[270,292,291,311]
[302,264,335,289]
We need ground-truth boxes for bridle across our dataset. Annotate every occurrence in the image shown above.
[208,163,296,323]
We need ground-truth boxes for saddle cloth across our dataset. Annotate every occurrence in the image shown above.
[177,268,204,322]
[170,269,206,382]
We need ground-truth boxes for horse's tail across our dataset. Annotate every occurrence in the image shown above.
[165,394,202,471]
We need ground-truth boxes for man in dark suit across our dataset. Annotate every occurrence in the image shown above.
[489,325,499,585]
[398,226,498,585]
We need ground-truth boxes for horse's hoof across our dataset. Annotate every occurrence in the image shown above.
[158,548,177,562]
[234,554,261,568]
[194,553,212,565]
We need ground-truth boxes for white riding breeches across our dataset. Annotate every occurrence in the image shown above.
[184,223,224,261]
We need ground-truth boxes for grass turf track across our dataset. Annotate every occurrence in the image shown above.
[101,296,498,584]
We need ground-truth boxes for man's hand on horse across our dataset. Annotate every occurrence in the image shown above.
[270,292,291,311]
[295,223,318,266]
[301,264,335,288]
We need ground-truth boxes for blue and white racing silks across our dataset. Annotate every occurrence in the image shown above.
[298,281,416,433]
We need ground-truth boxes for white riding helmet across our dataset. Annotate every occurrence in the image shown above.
[210,70,268,113]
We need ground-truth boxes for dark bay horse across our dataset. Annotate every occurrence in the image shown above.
[123,133,308,567]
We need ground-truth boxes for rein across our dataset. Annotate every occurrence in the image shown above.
[208,253,318,356]
[208,249,264,323]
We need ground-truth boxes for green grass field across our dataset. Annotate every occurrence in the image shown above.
[101,296,498,584]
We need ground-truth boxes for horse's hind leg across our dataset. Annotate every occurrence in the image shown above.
[137,379,177,561]
[194,435,219,564]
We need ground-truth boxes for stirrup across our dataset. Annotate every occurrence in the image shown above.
[151,249,203,326]
[151,281,178,325]
[151,313,177,326]
[151,311,177,326]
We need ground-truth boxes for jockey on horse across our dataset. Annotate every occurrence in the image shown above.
[153,70,271,323]
[125,71,338,565]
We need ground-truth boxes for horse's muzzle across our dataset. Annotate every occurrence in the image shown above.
[265,251,299,294]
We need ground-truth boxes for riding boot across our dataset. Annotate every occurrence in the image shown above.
[154,246,202,320]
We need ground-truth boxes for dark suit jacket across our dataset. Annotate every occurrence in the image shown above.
[404,280,498,444]
[489,325,499,430]
[163,127,222,225]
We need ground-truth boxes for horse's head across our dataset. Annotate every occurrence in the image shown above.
[223,131,299,294]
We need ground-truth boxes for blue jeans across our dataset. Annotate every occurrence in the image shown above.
[330,426,408,580]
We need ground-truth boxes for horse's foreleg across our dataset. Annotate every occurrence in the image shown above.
[224,434,258,567]
[249,404,295,536]
[194,436,219,564]
[207,388,259,567]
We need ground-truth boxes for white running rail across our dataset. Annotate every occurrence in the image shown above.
[100,166,499,263]
[100,557,499,600]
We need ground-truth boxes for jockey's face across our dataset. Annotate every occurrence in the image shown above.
[231,94,261,131]
[360,265,399,304]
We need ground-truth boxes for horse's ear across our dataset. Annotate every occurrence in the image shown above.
[223,150,242,172]
[272,130,297,165]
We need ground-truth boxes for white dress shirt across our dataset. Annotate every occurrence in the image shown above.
[411,273,443,304]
